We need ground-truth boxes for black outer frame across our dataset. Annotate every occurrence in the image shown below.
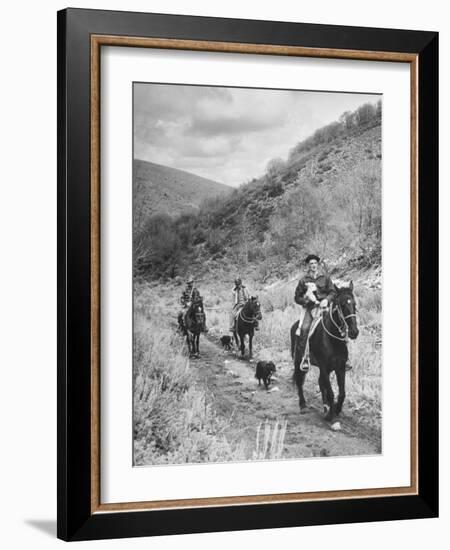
[57,8,438,542]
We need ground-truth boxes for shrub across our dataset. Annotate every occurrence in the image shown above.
[133,313,248,465]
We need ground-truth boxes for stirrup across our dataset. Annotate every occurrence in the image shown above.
[300,356,310,372]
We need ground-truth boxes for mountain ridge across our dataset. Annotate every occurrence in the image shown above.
[133,159,233,232]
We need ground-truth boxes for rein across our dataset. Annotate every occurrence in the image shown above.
[321,302,355,342]
[239,305,259,324]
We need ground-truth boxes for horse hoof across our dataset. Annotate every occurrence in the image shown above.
[300,406,308,415]
[323,404,330,417]
[331,421,342,432]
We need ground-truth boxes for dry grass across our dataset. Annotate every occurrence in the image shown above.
[133,268,382,465]
[253,419,288,460]
[133,313,250,465]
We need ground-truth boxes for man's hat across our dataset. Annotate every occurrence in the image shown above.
[187,275,194,284]
[305,254,320,264]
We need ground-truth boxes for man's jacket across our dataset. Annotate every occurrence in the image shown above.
[294,273,336,307]
[232,285,249,307]
[181,286,199,307]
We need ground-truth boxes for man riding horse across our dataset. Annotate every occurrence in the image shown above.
[178,275,208,333]
[294,254,351,371]
[229,277,259,333]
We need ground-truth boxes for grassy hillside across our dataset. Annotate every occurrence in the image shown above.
[133,159,233,233]
[135,101,381,280]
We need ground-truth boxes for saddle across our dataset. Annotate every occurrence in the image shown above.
[295,306,322,337]
[233,303,244,319]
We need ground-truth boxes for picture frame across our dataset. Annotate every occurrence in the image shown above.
[57,7,438,541]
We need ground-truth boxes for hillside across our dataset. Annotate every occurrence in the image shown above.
[133,159,233,233]
[135,102,382,280]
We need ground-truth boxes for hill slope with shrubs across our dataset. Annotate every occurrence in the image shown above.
[135,101,382,280]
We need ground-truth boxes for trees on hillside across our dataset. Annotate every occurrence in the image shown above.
[288,101,381,164]
[267,158,381,264]
[134,214,182,277]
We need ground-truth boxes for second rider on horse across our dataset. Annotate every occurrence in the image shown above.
[229,277,259,332]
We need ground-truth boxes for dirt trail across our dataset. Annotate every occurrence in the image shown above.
[190,336,381,459]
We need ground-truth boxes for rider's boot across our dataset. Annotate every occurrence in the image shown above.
[345,360,352,371]
[297,336,310,372]
[254,320,260,331]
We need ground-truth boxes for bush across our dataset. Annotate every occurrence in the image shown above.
[133,312,248,465]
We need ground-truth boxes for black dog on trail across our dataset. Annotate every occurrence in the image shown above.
[255,361,276,390]
[220,335,233,351]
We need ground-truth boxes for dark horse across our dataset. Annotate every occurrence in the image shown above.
[290,282,359,426]
[233,297,262,360]
[180,299,206,358]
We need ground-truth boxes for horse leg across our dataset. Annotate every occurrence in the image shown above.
[186,332,192,357]
[195,333,200,356]
[291,322,299,358]
[240,332,245,358]
[233,330,239,349]
[248,332,253,360]
[293,336,307,412]
[296,370,307,412]
[335,365,346,416]
[319,370,335,422]
[318,373,327,410]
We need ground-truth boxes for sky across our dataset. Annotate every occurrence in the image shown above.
[134,83,380,187]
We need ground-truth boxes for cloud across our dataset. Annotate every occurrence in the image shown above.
[133,83,380,186]
[179,136,241,158]
[187,114,282,137]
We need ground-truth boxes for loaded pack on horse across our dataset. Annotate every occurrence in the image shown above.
[290,255,359,428]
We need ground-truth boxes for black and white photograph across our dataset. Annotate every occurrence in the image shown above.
[132,83,382,466]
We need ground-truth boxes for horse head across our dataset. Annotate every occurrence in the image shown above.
[335,281,359,340]
[248,296,262,321]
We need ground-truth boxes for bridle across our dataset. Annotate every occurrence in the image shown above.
[239,301,261,324]
[321,300,356,341]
